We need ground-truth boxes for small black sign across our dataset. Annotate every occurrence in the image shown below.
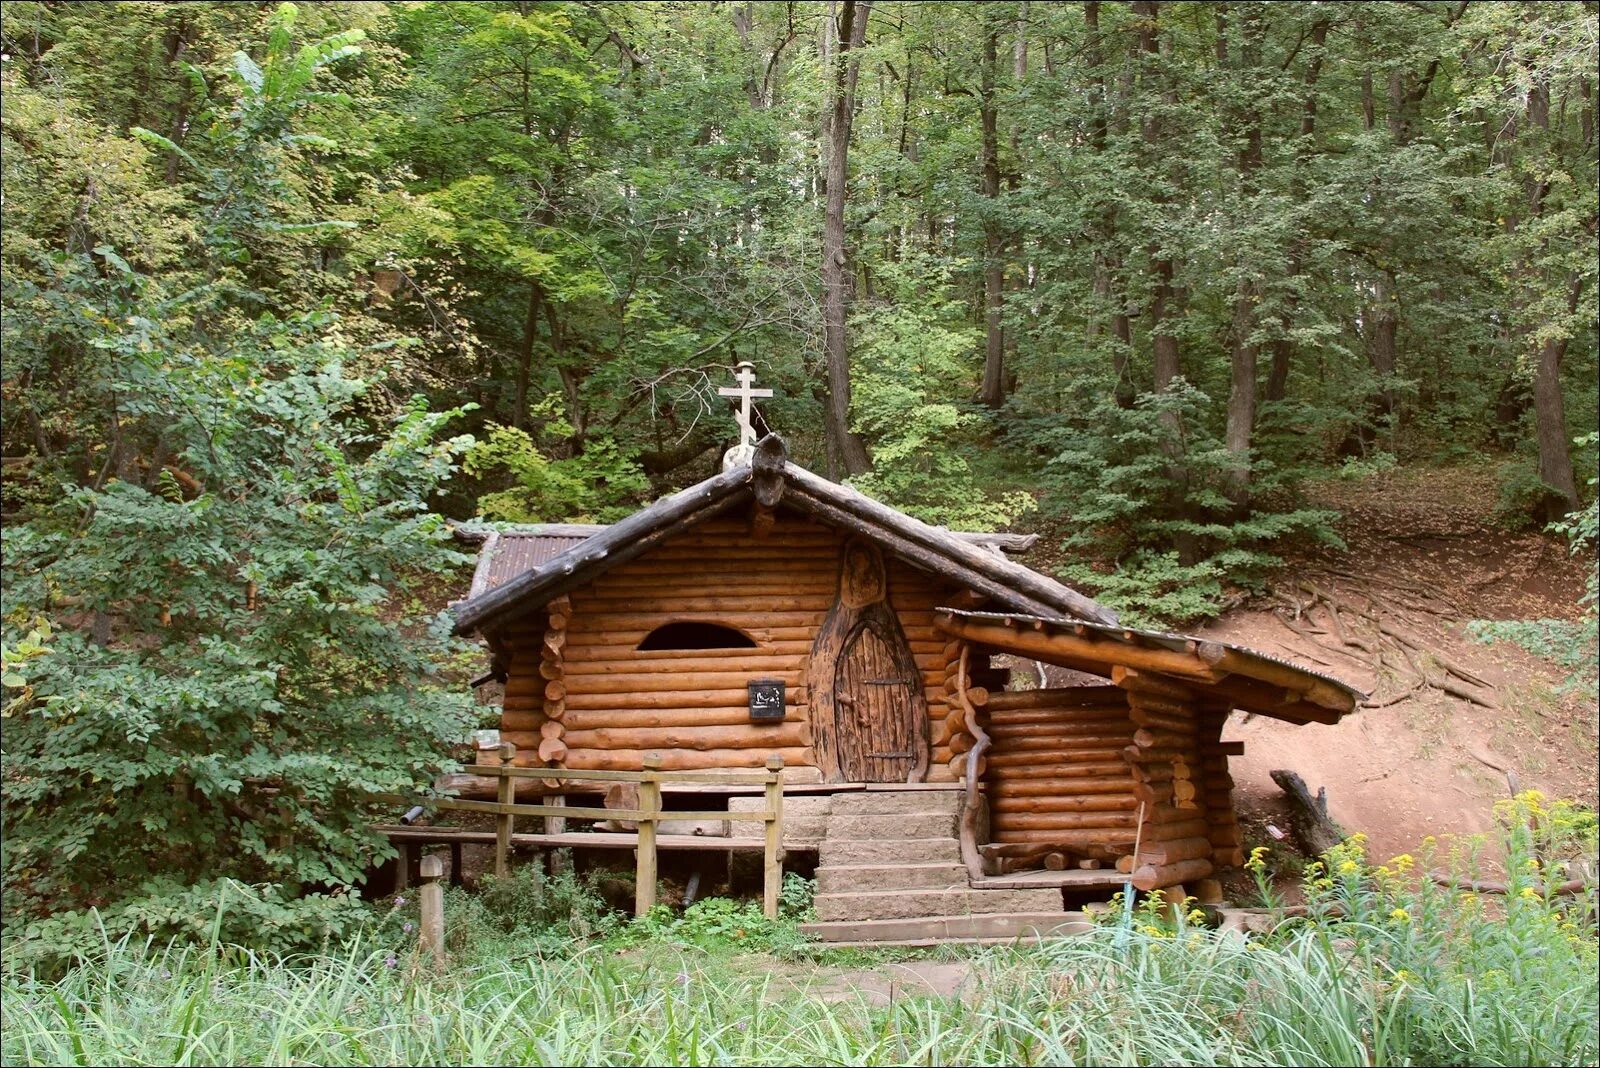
[748,679,786,721]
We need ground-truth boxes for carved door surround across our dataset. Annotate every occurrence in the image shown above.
[807,538,930,783]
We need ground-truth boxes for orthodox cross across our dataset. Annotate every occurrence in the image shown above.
[718,360,773,457]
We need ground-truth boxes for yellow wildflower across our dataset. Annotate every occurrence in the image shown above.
[1389,908,1409,922]
[1245,846,1270,874]
[1519,886,1539,900]
[1387,854,1415,872]
[1339,860,1360,874]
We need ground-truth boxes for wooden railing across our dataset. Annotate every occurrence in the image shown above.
[405,746,787,918]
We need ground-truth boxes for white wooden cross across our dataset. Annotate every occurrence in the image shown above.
[718,360,773,468]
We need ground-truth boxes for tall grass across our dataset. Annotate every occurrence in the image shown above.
[4,792,1594,1066]
[3,916,1593,1066]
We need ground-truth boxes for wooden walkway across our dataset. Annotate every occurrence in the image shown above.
[970,868,1126,890]
[375,825,767,851]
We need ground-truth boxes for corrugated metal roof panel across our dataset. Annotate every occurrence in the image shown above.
[460,526,604,600]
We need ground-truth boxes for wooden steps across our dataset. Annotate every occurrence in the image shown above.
[801,911,1094,943]
[803,789,1076,944]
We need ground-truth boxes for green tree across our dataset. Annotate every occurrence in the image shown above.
[1,4,476,935]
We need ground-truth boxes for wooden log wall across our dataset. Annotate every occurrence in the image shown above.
[980,685,1140,848]
[934,639,971,783]
[495,518,958,776]
[1196,700,1244,869]
[1112,667,1218,891]
[498,596,571,769]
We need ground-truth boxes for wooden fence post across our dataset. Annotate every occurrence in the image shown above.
[495,742,516,878]
[635,752,662,915]
[763,753,785,919]
[419,854,446,967]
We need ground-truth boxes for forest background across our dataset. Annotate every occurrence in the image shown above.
[0,1,1594,950]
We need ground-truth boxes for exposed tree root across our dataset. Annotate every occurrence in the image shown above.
[1285,577,1500,710]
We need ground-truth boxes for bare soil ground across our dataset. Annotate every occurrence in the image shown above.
[1200,464,1596,865]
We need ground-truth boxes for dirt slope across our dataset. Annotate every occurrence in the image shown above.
[1199,465,1596,863]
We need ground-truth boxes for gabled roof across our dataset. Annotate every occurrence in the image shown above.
[455,524,1043,600]
[933,607,1365,725]
[450,434,1116,637]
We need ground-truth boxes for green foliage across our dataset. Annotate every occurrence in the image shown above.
[5,879,378,979]
[847,266,1035,531]
[435,863,620,955]
[618,895,807,955]
[778,872,817,924]
[1019,382,1341,626]
[4,806,1595,1066]
[1492,459,1566,531]
[463,417,649,524]
[0,7,477,930]
[1334,452,1400,481]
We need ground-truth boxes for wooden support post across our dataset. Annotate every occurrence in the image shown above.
[546,794,568,875]
[419,854,446,967]
[635,753,662,916]
[763,754,785,920]
[495,742,516,879]
[394,840,412,892]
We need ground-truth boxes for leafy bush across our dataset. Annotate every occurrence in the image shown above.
[618,895,808,954]
[1492,458,1565,531]
[437,863,620,954]
[778,872,817,924]
[1334,451,1400,480]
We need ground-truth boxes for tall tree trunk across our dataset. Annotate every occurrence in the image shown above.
[1523,78,1581,518]
[513,283,540,429]
[1085,0,1136,408]
[1266,18,1331,404]
[978,21,1007,408]
[1367,269,1399,439]
[1135,2,1182,401]
[1533,275,1582,519]
[1222,6,1264,509]
[1134,1,1198,565]
[820,0,872,476]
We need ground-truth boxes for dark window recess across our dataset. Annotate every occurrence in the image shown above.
[637,621,758,651]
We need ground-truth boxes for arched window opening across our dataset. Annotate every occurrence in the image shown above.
[637,621,759,651]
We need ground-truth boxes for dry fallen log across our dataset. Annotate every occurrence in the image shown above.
[1269,769,1347,857]
[1427,871,1593,896]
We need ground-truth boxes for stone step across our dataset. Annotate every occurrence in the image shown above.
[801,912,1095,944]
[729,794,832,847]
[814,886,1063,923]
[802,935,1077,950]
[820,837,965,866]
[828,790,963,816]
[826,811,959,841]
[814,862,971,894]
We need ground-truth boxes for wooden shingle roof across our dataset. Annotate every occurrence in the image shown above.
[450,434,1116,637]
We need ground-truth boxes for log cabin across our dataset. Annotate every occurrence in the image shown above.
[449,380,1362,943]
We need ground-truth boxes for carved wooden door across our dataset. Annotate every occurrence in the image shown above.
[834,623,921,782]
